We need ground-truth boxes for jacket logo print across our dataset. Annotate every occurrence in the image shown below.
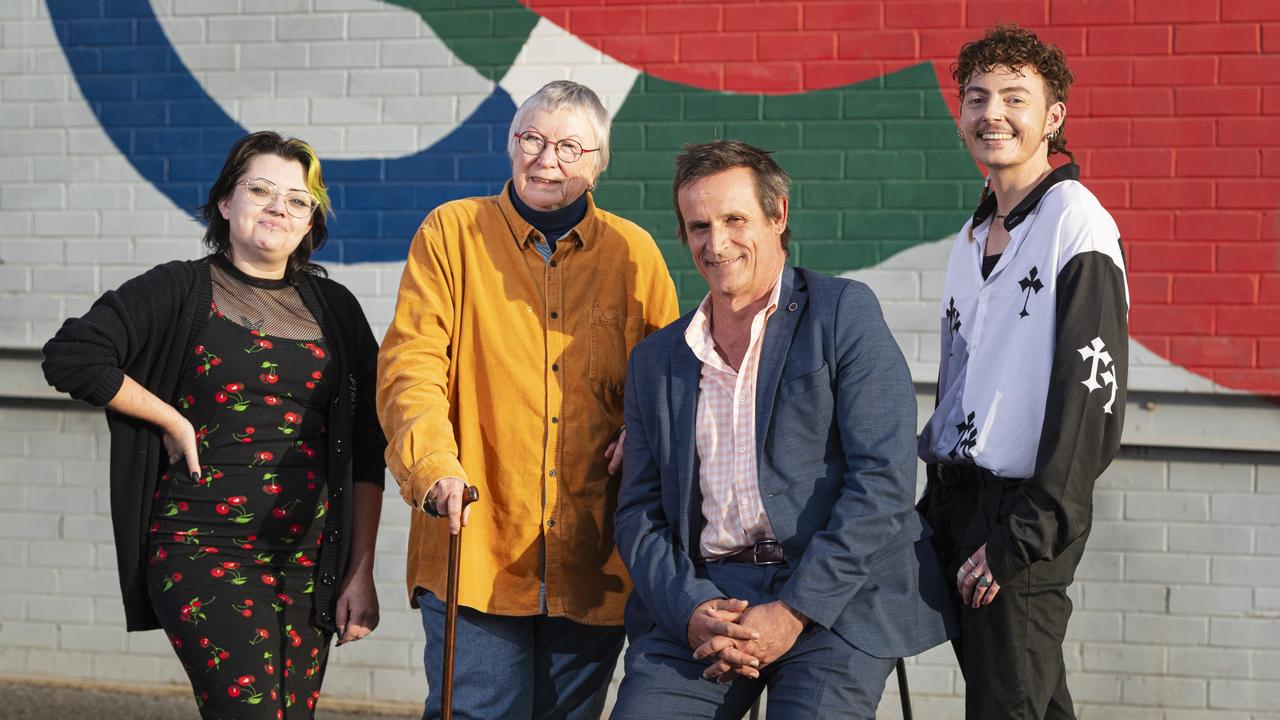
[1078,337,1118,414]
[945,297,961,338]
[949,410,978,460]
[1017,267,1043,319]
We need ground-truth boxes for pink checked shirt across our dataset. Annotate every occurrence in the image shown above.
[684,268,784,559]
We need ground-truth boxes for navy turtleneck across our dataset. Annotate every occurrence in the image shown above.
[508,183,589,259]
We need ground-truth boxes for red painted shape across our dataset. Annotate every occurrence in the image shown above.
[804,2,882,30]
[1225,0,1280,22]
[519,0,1280,394]
[1172,337,1257,367]
[724,3,801,31]
[1261,338,1280,366]
[1136,0,1219,24]
[1174,275,1259,305]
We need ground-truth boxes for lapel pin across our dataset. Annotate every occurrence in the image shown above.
[787,302,798,312]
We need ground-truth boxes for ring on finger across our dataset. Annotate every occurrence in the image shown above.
[977,576,991,588]
[970,569,980,579]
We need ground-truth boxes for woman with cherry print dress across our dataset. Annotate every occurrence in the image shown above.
[43,132,386,719]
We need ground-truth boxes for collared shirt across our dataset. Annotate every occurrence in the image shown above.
[684,268,784,558]
[919,164,1128,478]
[918,164,1130,583]
[378,183,679,624]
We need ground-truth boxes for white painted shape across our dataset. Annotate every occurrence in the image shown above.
[149,0,493,158]
[499,17,640,118]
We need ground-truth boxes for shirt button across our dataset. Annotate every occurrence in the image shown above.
[547,518,556,528]
[550,311,559,320]
[551,363,559,372]
[548,469,557,477]
[737,447,746,454]
[549,260,557,268]
[551,416,559,424]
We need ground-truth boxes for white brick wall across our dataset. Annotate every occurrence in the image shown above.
[0,399,1277,718]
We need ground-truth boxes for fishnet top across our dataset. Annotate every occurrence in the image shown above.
[209,254,322,341]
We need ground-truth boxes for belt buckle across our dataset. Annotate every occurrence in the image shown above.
[752,540,783,566]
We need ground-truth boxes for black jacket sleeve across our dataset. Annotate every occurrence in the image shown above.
[41,261,193,407]
[987,250,1128,582]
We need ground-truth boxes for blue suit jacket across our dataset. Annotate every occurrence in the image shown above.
[615,266,956,658]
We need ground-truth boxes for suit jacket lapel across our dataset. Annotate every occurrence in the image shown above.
[756,266,807,456]
[669,323,703,557]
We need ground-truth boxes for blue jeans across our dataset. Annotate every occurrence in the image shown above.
[611,563,896,720]
[418,590,624,720]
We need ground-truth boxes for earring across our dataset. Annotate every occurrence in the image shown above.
[956,128,964,140]
[1047,130,1058,141]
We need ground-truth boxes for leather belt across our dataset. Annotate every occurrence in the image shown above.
[714,540,786,566]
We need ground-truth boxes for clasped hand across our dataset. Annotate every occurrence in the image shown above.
[687,598,807,683]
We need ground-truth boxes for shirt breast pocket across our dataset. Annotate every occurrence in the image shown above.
[588,307,642,393]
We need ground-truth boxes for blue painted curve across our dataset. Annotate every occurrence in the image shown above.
[46,0,517,263]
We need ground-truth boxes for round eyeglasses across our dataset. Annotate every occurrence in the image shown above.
[514,131,600,164]
[237,179,317,219]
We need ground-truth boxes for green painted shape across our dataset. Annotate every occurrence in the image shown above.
[600,62,982,311]
[385,0,538,82]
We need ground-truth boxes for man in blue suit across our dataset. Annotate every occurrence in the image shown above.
[612,141,955,719]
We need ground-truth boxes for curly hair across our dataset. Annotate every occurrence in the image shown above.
[199,131,331,283]
[952,24,1075,160]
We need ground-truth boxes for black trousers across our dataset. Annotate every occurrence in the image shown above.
[921,464,1088,720]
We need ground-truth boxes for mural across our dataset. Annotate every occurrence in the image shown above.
[44,0,1279,395]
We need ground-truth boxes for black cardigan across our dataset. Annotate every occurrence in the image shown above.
[42,257,387,632]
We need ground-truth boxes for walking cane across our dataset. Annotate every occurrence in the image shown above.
[895,658,913,720]
[442,485,479,720]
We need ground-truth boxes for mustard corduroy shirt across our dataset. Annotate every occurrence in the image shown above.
[378,184,679,625]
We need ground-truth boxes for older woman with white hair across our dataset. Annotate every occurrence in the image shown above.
[377,81,679,719]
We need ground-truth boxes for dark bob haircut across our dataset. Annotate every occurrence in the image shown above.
[952,24,1076,161]
[672,140,792,254]
[199,131,331,283]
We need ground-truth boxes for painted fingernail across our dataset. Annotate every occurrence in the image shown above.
[190,471,199,482]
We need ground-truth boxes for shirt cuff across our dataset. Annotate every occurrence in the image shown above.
[399,451,467,511]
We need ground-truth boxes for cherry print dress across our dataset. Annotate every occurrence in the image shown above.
[148,257,335,719]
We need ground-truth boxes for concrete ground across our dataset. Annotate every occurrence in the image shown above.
[0,679,416,719]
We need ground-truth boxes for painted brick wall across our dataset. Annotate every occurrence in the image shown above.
[1,0,1275,395]
[519,0,1280,394]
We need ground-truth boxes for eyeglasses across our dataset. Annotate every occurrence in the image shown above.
[237,178,317,219]
[514,130,599,164]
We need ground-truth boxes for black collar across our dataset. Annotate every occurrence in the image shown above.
[972,163,1079,231]
[507,182,589,246]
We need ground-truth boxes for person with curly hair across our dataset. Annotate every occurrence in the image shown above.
[916,25,1129,719]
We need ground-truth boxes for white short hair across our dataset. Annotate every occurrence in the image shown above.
[507,81,612,175]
